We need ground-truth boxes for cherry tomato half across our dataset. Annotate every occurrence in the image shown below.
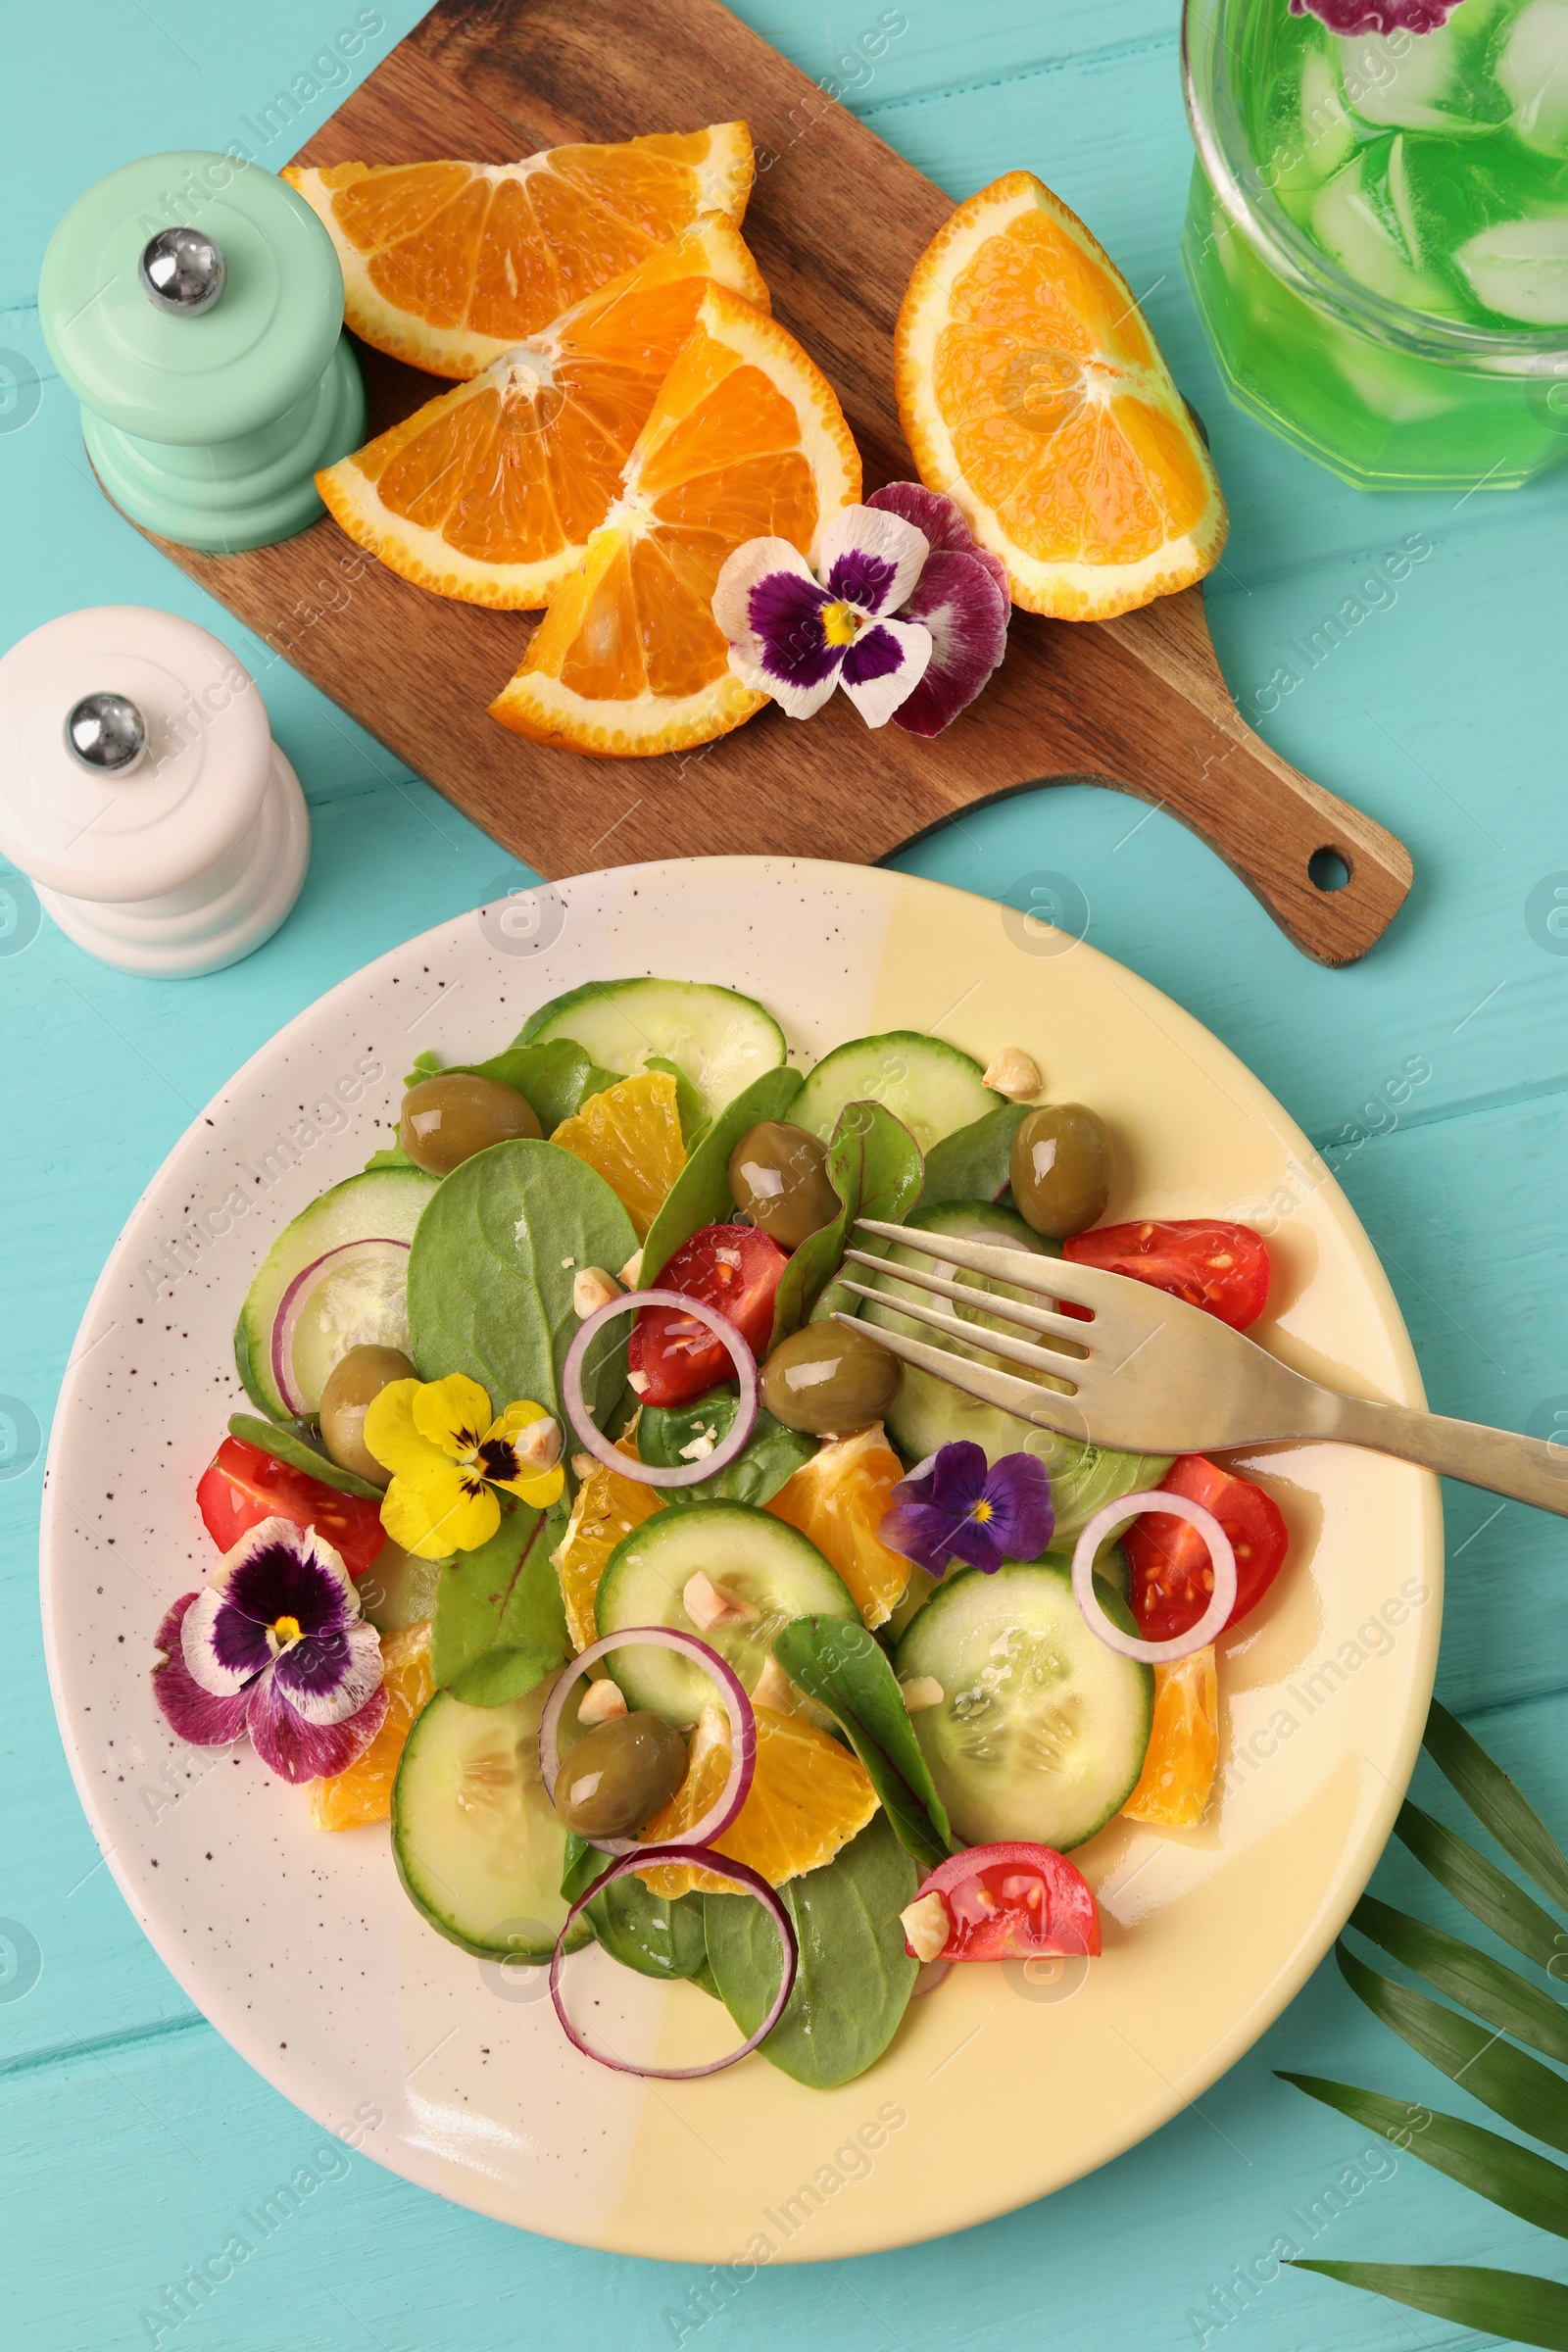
[908,1841,1100,1963]
[629,1223,788,1409]
[196,1436,386,1579]
[1124,1454,1289,1642]
[1063,1217,1270,1330]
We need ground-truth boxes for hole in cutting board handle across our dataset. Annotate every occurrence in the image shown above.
[1308,847,1352,894]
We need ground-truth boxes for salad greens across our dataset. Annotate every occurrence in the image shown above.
[429,1499,570,1704]
[771,1100,924,1341]
[226,1411,384,1499]
[773,1616,954,1874]
[639,1065,803,1285]
[638,1387,817,1509]
[586,1874,710,1984]
[919,1101,1031,1209]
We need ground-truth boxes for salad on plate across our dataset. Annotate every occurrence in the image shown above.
[151,974,1289,2089]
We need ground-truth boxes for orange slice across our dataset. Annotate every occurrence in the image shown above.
[552,1436,662,1651]
[309,1622,434,1830]
[897,170,1227,620]
[284,123,755,379]
[636,1705,878,1896]
[489,283,861,758]
[1121,1644,1218,1829]
[549,1070,686,1239]
[766,1424,911,1630]
[315,218,769,610]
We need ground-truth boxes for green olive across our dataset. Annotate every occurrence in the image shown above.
[728,1119,839,1250]
[318,1344,416,1487]
[761,1321,901,1436]
[399,1073,540,1175]
[1008,1103,1114,1239]
[553,1711,688,1839]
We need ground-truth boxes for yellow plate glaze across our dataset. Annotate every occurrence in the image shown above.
[41,859,1441,2261]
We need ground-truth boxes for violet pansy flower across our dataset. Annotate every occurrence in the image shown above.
[712,484,1009,735]
[153,1516,387,1784]
[1290,0,1459,32]
[878,1441,1054,1578]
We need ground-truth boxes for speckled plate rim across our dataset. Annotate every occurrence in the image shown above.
[39,857,1444,2263]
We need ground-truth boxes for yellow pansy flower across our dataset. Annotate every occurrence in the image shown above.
[363,1372,564,1560]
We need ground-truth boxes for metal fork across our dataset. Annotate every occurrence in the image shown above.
[833,1218,1568,1517]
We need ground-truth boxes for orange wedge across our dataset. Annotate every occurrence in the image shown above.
[550,1070,686,1238]
[489,284,861,757]
[636,1705,878,1896]
[315,218,769,610]
[766,1425,911,1630]
[897,170,1227,620]
[284,123,755,379]
[1121,1644,1218,1830]
[552,1437,662,1652]
[309,1622,434,1830]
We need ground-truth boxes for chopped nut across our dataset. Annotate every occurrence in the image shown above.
[751,1655,798,1714]
[619,1250,644,1290]
[983,1046,1043,1101]
[576,1678,628,1727]
[626,1369,651,1396]
[677,1428,716,1461]
[900,1675,945,1712]
[900,1890,951,1965]
[513,1415,563,1472]
[572,1265,623,1319]
[570,1451,596,1482]
[682,1570,758,1633]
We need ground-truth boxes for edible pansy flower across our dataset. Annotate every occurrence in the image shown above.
[363,1373,564,1559]
[878,1441,1054,1578]
[153,1517,388,1784]
[1290,0,1457,31]
[712,485,1009,734]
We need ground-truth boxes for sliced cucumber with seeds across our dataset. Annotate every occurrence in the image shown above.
[392,1680,590,1960]
[595,1503,858,1722]
[791,1032,999,1153]
[894,1561,1152,1850]
[516,978,785,1127]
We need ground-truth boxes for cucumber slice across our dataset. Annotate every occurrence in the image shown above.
[392,1680,589,1960]
[234,1167,439,1421]
[855,1200,1171,1550]
[894,1561,1152,1850]
[595,1502,858,1721]
[516,978,786,1127]
[791,1032,999,1153]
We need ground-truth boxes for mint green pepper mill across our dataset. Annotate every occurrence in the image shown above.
[40,150,366,553]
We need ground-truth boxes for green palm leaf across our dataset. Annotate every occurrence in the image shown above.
[1426,1700,1568,1917]
[1397,1798,1568,1975]
[1290,2263,1568,2349]
[1281,2074,1568,2237]
[1337,1940,1568,2156]
[1351,1892,1568,2066]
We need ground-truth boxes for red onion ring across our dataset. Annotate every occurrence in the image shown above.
[1071,1491,1238,1665]
[551,1844,797,2078]
[563,1289,758,1487]
[538,1629,757,1856]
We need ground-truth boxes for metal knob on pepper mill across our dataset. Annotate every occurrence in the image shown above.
[39,150,366,553]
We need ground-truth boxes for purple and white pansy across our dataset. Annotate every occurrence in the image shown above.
[153,1515,387,1784]
[712,481,1010,735]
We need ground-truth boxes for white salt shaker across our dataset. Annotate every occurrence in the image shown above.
[0,605,309,976]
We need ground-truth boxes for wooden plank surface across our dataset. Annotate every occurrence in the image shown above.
[130,0,1411,965]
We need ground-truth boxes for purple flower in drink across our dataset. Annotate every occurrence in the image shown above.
[878,1441,1054,1577]
[712,485,1009,735]
[1290,0,1459,32]
[153,1516,387,1784]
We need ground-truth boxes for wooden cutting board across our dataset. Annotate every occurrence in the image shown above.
[132,0,1413,966]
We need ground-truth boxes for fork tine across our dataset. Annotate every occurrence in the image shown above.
[855,1218,1116,1312]
[840,1247,1093,1349]
[835,1280,1087,1381]
[831,1315,1087,1439]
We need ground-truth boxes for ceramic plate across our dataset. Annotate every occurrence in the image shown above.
[41,858,1443,2262]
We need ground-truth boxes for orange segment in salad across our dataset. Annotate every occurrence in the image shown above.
[309,1622,434,1830]
[552,1437,663,1652]
[636,1703,878,1896]
[766,1424,912,1629]
[1121,1644,1218,1830]
[549,1070,686,1239]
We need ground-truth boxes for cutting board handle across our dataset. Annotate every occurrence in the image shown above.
[1092,589,1412,966]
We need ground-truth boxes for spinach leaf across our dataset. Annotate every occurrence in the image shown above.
[772,1101,925,1340]
[638,1386,817,1509]
[703,1811,918,2087]
[403,1041,617,1133]
[561,1833,611,1905]
[407,1138,637,1425]
[646,1055,706,1146]
[639,1066,804,1284]
[225,1412,384,1500]
[919,1102,1031,1209]
[586,1873,710,1982]
[430,1497,570,1703]
[773,1617,953,1873]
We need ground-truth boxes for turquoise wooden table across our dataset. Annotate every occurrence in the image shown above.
[6,4,1567,2346]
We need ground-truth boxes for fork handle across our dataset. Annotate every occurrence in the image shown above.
[1324,1394,1568,1516]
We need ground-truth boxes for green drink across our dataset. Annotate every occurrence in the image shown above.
[1182,0,1568,487]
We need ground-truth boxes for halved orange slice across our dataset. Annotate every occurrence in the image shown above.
[308,1622,434,1830]
[285,124,755,379]
[766,1425,911,1630]
[897,171,1227,620]
[636,1705,878,1896]
[315,218,769,610]
[552,1436,662,1652]
[550,1070,686,1238]
[1121,1644,1218,1829]
[489,284,861,758]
